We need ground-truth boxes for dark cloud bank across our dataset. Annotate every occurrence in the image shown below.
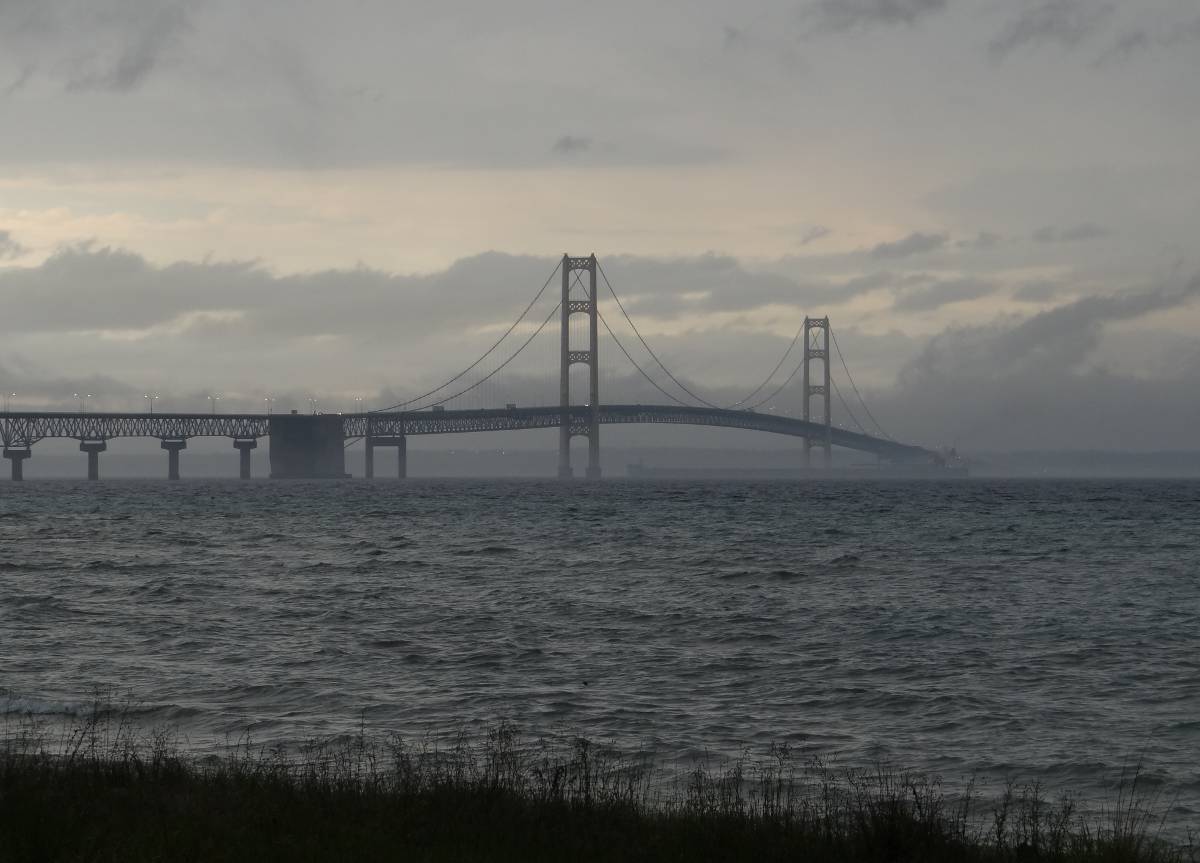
[989,0,1114,60]
[807,0,948,32]
[0,0,192,93]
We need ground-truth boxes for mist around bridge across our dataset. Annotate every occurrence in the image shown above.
[1,2,1200,467]
[12,438,1200,480]
[1,252,1198,471]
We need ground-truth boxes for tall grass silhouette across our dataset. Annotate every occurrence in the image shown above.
[1,701,1194,862]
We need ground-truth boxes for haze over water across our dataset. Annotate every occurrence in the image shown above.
[2,478,1197,834]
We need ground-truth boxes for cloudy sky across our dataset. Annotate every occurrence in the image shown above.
[1,0,1198,450]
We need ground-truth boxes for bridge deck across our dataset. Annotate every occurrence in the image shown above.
[1,405,933,462]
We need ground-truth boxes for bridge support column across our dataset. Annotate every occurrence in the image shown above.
[369,435,406,479]
[364,436,375,479]
[557,437,572,478]
[268,414,348,479]
[4,448,31,481]
[802,316,833,470]
[586,433,601,480]
[161,439,187,480]
[559,253,601,479]
[233,439,257,480]
[79,440,106,481]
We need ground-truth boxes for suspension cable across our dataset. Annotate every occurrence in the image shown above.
[726,319,806,408]
[595,261,722,409]
[597,260,822,412]
[414,301,562,409]
[830,377,868,435]
[829,327,894,441]
[741,355,805,411]
[372,258,562,413]
[597,310,692,407]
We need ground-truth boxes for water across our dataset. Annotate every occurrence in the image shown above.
[1,479,1197,832]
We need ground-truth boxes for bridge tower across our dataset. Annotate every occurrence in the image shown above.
[559,254,600,479]
[802,316,833,469]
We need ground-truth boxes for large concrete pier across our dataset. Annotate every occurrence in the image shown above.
[161,438,186,480]
[268,414,348,479]
[234,438,257,480]
[80,439,106,481]
[3,447,30,481]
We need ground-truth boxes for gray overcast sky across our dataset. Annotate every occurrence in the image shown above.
[2,0,1199,450]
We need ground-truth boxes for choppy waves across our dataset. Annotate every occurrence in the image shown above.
[1,478,1198,833]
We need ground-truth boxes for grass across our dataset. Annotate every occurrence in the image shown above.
[0,704,1194,862]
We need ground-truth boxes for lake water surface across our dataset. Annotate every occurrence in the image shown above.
[2,478,1197,832]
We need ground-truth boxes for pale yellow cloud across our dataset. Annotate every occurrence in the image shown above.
[0,157,931,274]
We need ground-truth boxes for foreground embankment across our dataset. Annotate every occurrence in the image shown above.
[0,714,1193,862]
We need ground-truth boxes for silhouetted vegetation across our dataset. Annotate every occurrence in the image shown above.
[0,703,1193,862]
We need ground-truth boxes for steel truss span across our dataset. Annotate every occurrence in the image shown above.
[0,413,271,448]
[1,406,933,462]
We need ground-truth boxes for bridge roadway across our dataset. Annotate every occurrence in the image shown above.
[346,405,932,462]
[1,405,934,479]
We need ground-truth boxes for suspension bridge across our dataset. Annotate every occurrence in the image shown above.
[0,254,940,481]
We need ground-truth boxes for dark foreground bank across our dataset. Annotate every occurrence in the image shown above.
[0,717,1193,863]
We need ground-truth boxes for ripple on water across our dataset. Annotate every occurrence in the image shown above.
[0,478,1197,837]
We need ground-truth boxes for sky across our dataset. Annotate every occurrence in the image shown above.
[1,0,1199,451]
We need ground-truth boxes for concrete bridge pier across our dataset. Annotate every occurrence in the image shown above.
[161,439,187,480]
[367,436,406,479]
[233,439,257,479]
[364,436,375,479]
[586,434,601,480]
[79,439,106,481]
[268,414,347,479]
[4,448,31,481]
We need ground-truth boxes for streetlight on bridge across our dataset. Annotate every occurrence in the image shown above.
[144,394,159,414]
[74,392,82,413]
[4,392,13,412]
[208,395,221,415]
[263,396,274,415]
[86,394,93,413]
[308,397,318,414]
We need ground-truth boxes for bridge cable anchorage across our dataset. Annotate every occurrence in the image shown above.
[372,258,563,413]
[597,310,693,407]
[417,301,562,408]
[829,327,894,441]
[595,261,723,409]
